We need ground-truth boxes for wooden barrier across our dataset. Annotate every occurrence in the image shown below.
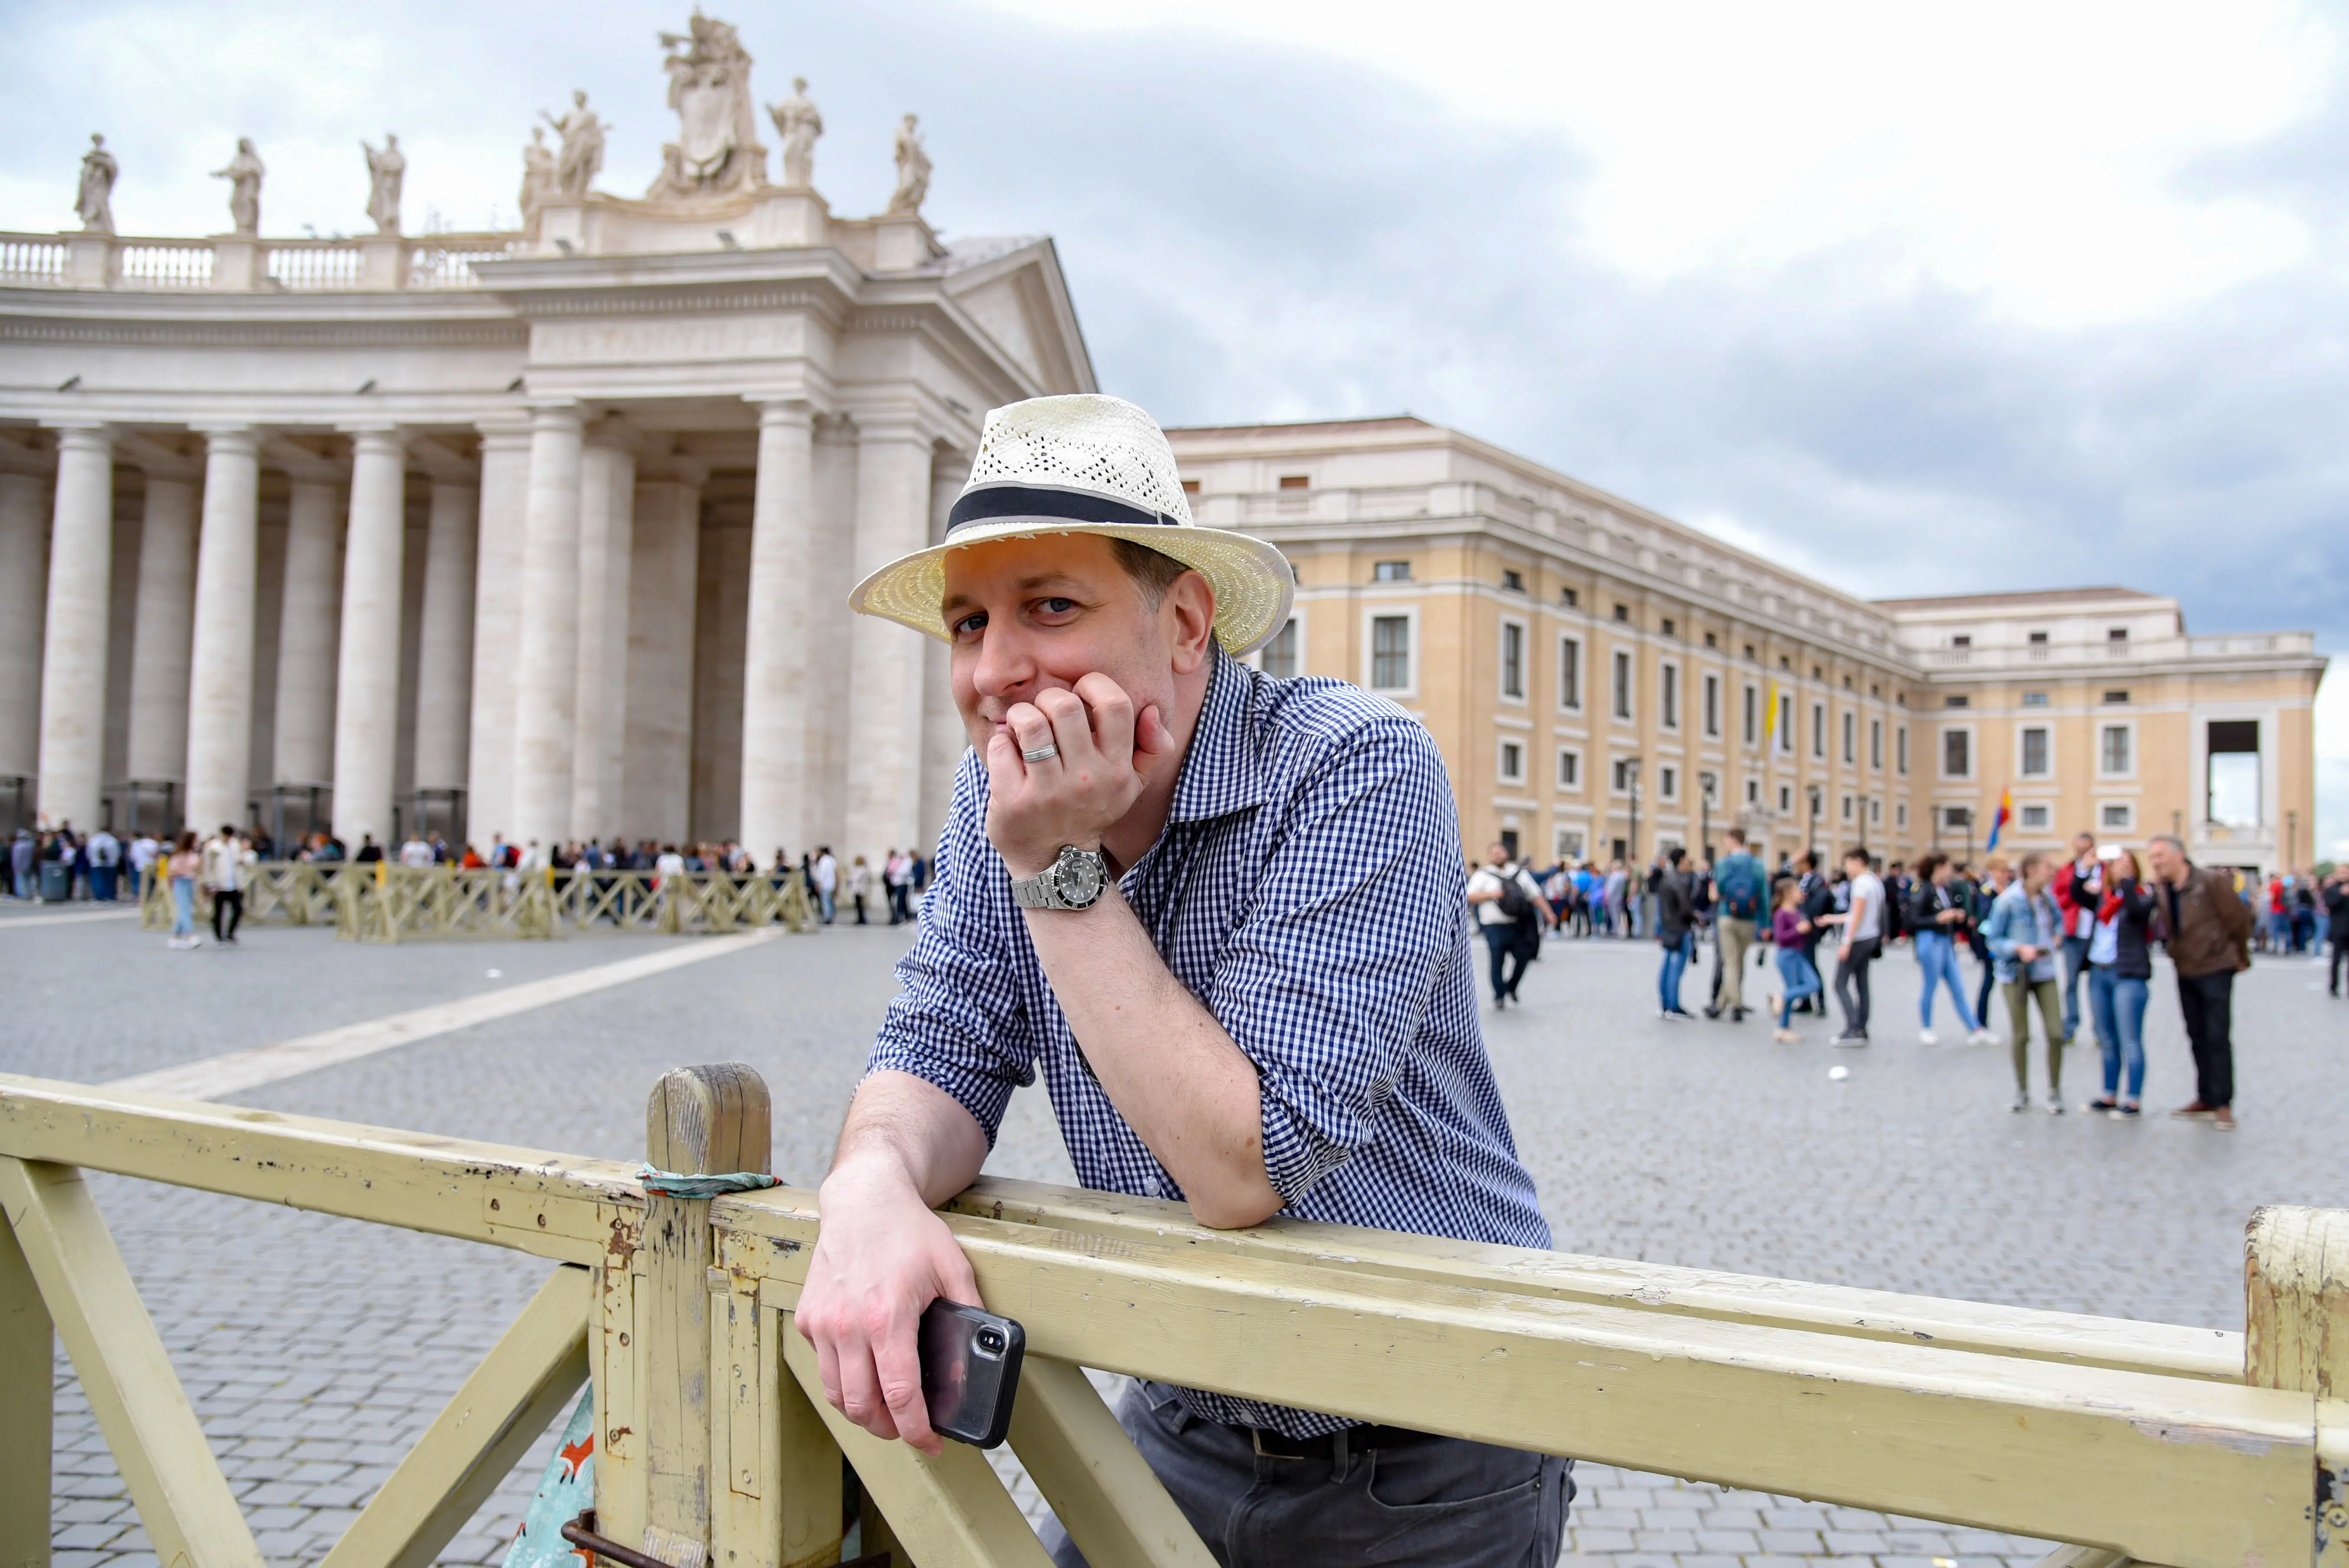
[3,1065,2343,1568]
[137,864,821,943]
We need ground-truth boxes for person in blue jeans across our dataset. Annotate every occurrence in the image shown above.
[1905,853,1994,1044]
[1652,847,1698,1018]
[1769,879,1823,1039]
[2084,848,2157,1117]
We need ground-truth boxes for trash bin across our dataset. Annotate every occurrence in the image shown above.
[38,861,72,902]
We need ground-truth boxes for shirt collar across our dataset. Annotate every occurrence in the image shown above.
[1166,649,1270,826]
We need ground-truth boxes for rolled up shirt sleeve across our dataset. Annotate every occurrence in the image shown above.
[865,756,1035,1145]
[1204,716,1466,1206]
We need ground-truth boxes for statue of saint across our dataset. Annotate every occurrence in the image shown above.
[887,113,930,215]
[648,9,765,198]
[211,137,265,236]
[766,77,822,189]
[362,133,405,234]
[520,126,557,226]
[541,91,607,199]
[75,133,117,234]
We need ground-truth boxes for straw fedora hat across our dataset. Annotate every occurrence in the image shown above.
[848,393,1294,657]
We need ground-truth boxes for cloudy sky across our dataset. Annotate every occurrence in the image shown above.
[4,0,2343,854]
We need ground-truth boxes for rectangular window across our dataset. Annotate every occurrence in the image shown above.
[1842,710,1856,765]
[2028,631,2049,646]
[1499,740,1524,784]
[1778,693,1794,753]
[2108,626,2129,643]
[1703,673,1721,738]
[1373,560,1411,582]
[1812,702,1826,759]
[2020,803,2051,830]
[1744,777,1759,805]
[1840,793,1854,822]
[1555,826,1586,861]
[2022,691,2049,708]
[1662,663,1680,729]
[2101,802,2133,830]
[1501,568,1525,593]
[1896,725,1909,775]
[1661,617,1676,639]
[1660,765,1678,801]
[1559,586,1579,608]
[1278,474,1310,490]
[1942,728,1972,778]
[2207,719,2261,826]
[1742,684,1759,746]
[1869,718,1882,770]
[1869,797,1882,825]
[1895,802,1907,829]
[2103,689,2130,704]
[1612,650,1634,721]
[1614,604,1630,623]
[1778,783,1793,813]
[1260,617,1299,680]
[1557,748,1581,790]
[1943,806,1970,831]
[1612,757,1636,792]
[1371,615,1411,690]
[1944,694,1969,709]
[1558,637,1582,711]
[2019,725,2051,777]
[1952,634,1972,648]
[2099,724,2132,776]
[1500,621,1526,700]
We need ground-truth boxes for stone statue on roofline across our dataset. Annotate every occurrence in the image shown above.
[888,113,930,215]
[767,76,822,189]
[75,133,117,233]
[542,91,607,199]
[647,9,767,199]
[520,126,557,226]
[362,133,405,234]
[212,138,264,235]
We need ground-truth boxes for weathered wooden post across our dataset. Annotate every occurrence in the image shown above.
[597,1065,843,1568]
[1,1207,52,1568]
[2245,1205,2348,1568]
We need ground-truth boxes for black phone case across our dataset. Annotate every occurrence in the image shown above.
[917,1298,1025,1449]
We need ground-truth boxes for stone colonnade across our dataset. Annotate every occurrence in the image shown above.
[4,402,966,864]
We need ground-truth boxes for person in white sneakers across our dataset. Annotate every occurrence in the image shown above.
[1906,853,1996,1045]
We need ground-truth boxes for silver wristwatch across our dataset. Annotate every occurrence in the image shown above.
[1011,846,1109,911]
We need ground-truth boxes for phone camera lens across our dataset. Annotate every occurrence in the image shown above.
[976,1328,1005,1354]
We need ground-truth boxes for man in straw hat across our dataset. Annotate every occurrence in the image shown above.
[797,394,1571,1565]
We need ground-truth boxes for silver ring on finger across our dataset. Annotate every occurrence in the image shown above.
[1022,742,1059,764]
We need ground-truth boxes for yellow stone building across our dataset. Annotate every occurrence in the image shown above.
[1165,418,2326,877]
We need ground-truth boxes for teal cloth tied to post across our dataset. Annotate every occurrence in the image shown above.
[636,1162,782,1199]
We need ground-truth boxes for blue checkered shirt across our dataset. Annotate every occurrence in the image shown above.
[867,651,1550,1437]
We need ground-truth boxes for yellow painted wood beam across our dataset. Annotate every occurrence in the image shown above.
[1006,1357,1214,1568]
[0,1157,262,1568]
[318,1264,591,1568]
[1,1201,55,1568]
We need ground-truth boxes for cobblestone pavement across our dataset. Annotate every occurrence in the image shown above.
[8,909,2343,1568]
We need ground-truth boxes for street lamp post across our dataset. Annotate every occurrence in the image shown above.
[1700,772,1717,861]
[1807,784,1822,864]
[1626,756,1643,868]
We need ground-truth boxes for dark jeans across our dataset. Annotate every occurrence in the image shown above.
[1658,930,1693,1013]
[1043,1380,1572,1568]
[1482,923,1529,1002]
[210,887,243,942]
[1833,937,1881,1035]
[2059,933,2091,1038]
[2331,935,2347,995]
[1968,930,1995,1024]
[2175,968,2236,1109]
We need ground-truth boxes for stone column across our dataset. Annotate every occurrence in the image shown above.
[511,405,585,854]
[738,401,816,859]
[413,477,478,792]
[623,462,704,848]
[124,467,199,791]
[0,464,53,783]
[571,424,637,842]
[273,478,343,788]
[329,428,408,848]
[842,417,933,861]
[34,425,115,830]
[918,453,968,852]
[465,428,532,849]
[182,428,259,834]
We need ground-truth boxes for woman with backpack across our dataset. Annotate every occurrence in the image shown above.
[1908,853,1996,1045]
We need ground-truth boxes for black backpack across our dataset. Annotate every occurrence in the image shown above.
[1496,872,1533,923]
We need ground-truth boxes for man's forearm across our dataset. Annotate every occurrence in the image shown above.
[1021,888,1281,1228]
[827,1070,989,1208]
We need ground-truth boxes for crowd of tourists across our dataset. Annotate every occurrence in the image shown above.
[1472,829,2348,1131]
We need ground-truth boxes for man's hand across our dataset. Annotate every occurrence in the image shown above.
[2016,943,2041,962]
[794,1157,980,1457]
[986,673,1177,877]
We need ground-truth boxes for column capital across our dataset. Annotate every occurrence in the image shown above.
[43,422,116,454]
[476,425,537,457]
[839,406,934,447]
[196,427,261,460]
[584,416,644,454]
[747,396,817,431]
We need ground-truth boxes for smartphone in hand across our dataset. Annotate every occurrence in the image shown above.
[917,1298,1025,1448]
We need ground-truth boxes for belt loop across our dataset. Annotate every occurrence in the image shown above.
[1330,1426,1351,1482]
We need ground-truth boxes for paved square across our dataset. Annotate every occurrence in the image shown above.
[5,904,2340,1568]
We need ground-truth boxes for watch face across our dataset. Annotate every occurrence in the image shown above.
[1055,847,1105,907]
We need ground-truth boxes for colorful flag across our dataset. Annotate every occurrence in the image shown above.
[1763,680,1779,742]
[1985,787,2012,853]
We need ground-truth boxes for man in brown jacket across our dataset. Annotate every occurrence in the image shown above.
[2146,835,2253,1130]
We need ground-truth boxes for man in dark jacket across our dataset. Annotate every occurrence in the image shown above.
[2145,835,2253,1130]
[1653,847,1697,1019]
[2323,868,2349,998]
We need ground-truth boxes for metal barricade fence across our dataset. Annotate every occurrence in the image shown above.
[3,1063,2343,1568]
